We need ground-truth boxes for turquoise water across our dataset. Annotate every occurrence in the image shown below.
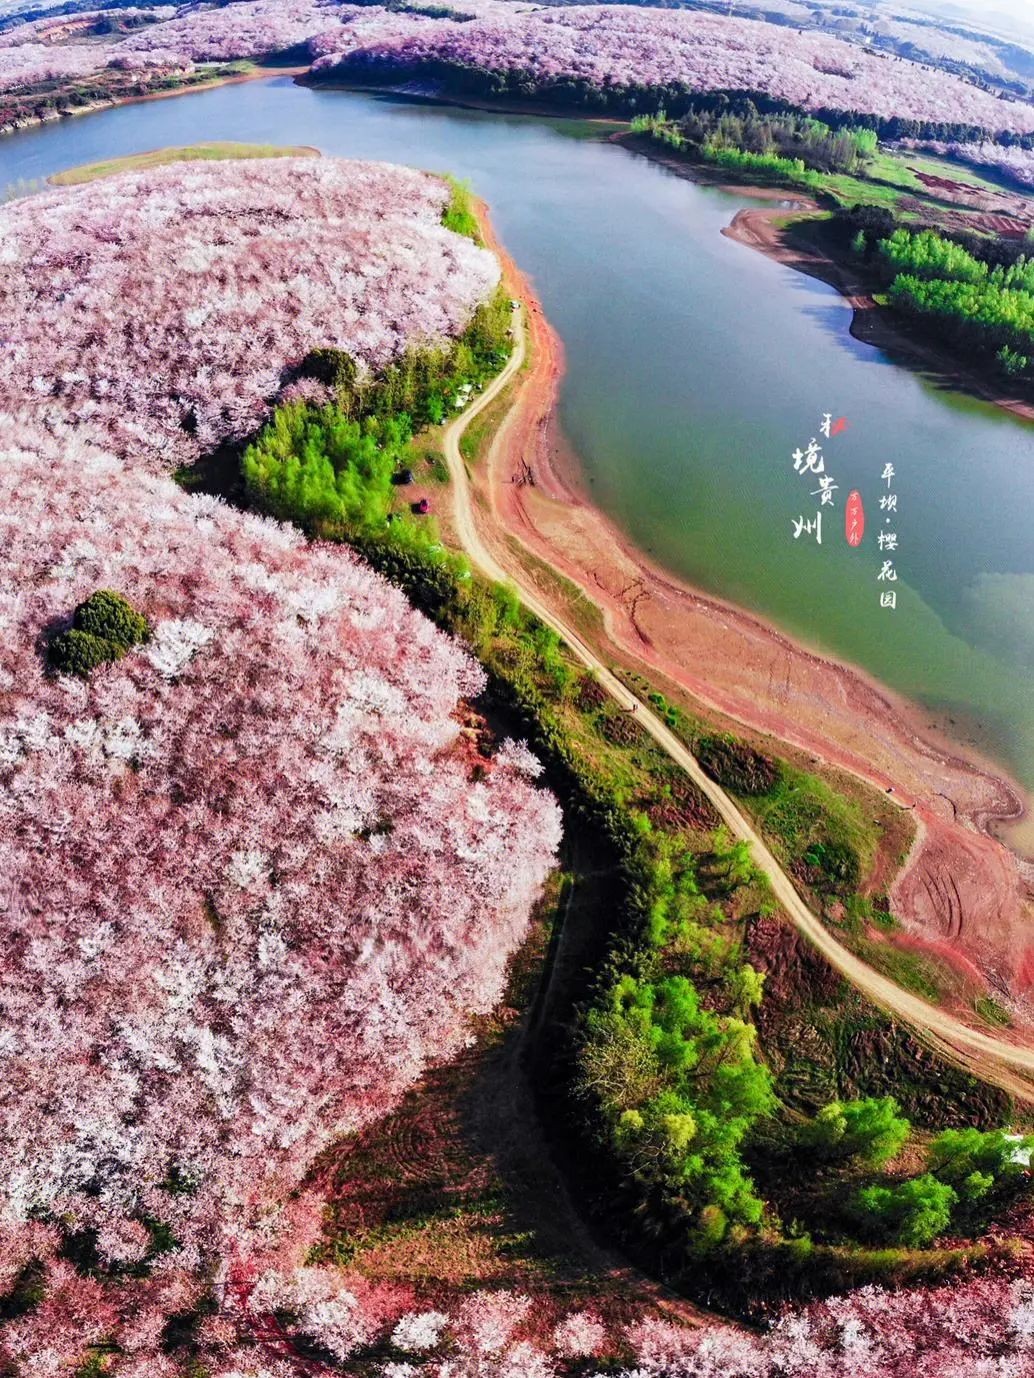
[3,78,1033,788]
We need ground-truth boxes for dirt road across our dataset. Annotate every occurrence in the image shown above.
[444,304,1034,1104]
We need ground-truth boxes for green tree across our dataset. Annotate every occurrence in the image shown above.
[577,971,775,1238]
[48,590,150,678]
[997,345,1030,377]
[879,228,988,285]
[72,588,150,650]
[853,1173,957,1247]
[802,1097,910,1166]
[929,1128,1034,1203]
[48,629,121,679]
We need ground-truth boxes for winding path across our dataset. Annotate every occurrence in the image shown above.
[444,302,1034,1104]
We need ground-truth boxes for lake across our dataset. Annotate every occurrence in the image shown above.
[4,76,1033,791]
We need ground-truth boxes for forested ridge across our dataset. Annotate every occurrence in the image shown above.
[631,101,878,190]
[844,219,1034,379]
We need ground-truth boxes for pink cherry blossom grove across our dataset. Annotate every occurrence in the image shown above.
[4,0,1034,134]
[0,7,176,49]
[0,414,560,1284]
[6,1250,1034,1375]
[219,1273,1034,1378]
[0,157,500,473]
[0,37,130,89]
[113,0,353,64]
[311,4,1034,133]
[171,1272,1034,1376]
[0,146,569,1372]
[0,0,485,94]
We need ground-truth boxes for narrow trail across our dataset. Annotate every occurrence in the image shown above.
[444,303,1034,1105]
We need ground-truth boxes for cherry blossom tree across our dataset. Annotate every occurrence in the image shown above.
[246,1268,376,1360]
[313,4,1034,134]
[553,1308,607,1359]
[0,156,500,472]
[0,417,560,1297]
[4,0,1034,134]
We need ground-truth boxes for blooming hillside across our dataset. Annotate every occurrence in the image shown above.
[113,0,351,64]
[0,37,125,86]
[0,416,560,1283]
[0,0,436,91]
[0,5,185,89]
[4,0,1034,133]
[0,5,175,43]
[0,147,560,1366]
[314,3,1034,132]
[0,156,499,471]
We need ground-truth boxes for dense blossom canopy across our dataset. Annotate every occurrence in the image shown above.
[114,0,351,63]
[622,1276,1034,1376]
[0,151,561,1368]
[0,418,560,1267]
[0,157,499,471]
[3,0,1034,132]
[314,3,1034,132]
[4,1257,1034,1374]
[0,0,452,90]
[223,1273,1034,1376]
[0,37,137,87]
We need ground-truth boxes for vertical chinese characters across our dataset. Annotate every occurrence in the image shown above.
[790,413,842,547]
[878,461,899,610]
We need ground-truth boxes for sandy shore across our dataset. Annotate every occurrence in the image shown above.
[471,198,1034,1023]
[622,132,1034,424]
[726,203,1034,426]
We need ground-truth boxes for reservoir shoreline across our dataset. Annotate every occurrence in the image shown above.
[5,72,1032,1005]
[470,197,1034,1014]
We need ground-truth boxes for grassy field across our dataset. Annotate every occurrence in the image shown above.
[820,148,1021,214]
[630,124,1025,226]
[49,141,319,186]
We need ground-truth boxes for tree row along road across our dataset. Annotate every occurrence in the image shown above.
[444,302,1034,1105]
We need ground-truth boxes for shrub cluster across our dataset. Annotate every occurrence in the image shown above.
[47,589,150,678]
[850,1127,1034,1247]
[244,284,513,541]
[632,102,878,191]
[801,1096,911,1167]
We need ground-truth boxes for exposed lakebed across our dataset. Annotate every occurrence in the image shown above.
[4,75,1033,791]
